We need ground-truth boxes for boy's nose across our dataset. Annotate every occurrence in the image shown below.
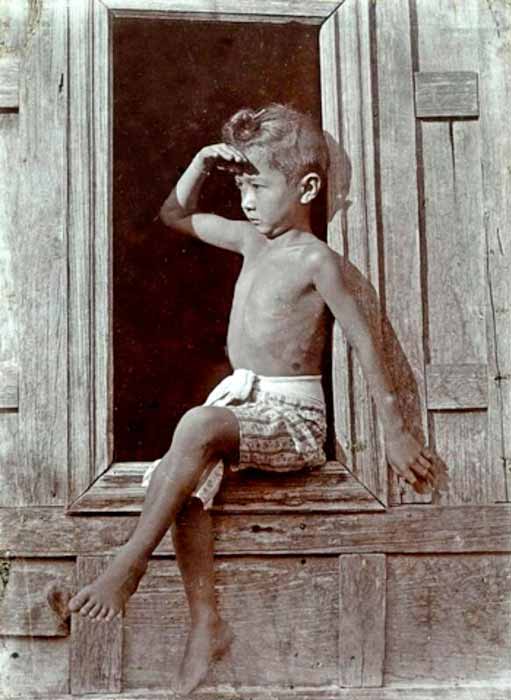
[241,191,255,210]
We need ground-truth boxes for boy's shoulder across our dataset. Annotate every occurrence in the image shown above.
[300,236,340,271]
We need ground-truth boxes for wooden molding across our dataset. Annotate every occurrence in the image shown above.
[414,71,479,119]
[0,56,20,110]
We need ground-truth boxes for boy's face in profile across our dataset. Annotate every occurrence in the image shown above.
[233,149,304,239]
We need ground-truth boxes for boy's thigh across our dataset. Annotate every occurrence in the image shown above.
[173,405,240,462]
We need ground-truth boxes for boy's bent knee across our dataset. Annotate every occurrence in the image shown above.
[174,406,237,455]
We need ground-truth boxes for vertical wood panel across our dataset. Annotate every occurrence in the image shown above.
[0,637,69,697]
[320,2,386,504]
[15,0,68,505]
[375,0,428,504]
[338,553,386,688]
[70,556,123,694]
[416,0,504,503]
[0,113,20,505]
[68,0,94,502]
[478,0,511,500]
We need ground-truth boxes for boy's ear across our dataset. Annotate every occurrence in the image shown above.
[299,172,322,204]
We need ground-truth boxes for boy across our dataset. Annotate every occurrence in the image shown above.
[69,104,437,694]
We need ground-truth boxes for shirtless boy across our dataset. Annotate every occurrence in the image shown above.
[69,104,438,694]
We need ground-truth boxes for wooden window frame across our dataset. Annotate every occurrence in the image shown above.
[67,0,387,514]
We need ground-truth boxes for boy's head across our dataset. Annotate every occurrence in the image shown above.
[222,103,329,186]
[222,104,329,237]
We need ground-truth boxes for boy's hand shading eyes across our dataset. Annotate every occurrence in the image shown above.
[194,143,255,175]
[385,430,439,494]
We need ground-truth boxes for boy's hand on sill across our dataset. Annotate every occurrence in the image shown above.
[385,430,439,494]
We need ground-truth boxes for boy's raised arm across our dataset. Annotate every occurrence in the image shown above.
[159,144,251,253]
[312,249,438,493]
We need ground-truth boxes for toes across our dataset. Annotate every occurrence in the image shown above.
[105,608,119,622]
[98,606,109,621]
[79,598,97,617]
[69,589,89,613]
[88,603,103,619]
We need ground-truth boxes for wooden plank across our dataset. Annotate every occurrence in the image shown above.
[70,556,123,695]
[67,0,94,501]
[338,554,386,688]
[8,688,511,700]
[414,71,479,118]
[0,360,18,409]
[68,461,383,514]
[0,637,69,698]
[426,363,488,410]
[321,0,386,504]
[375,0,429,504]
[384,554,511,687]
[2,505,511,556]
[15,0,68,505]
[0,559,73,636]
[416,0,504,504]
[93,0,114,478]
[102,0,340,21]
[124,557,339,690]
[478,0,511,499]
[0,56,20,109]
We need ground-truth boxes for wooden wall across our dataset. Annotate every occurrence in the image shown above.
[0,0,510,698]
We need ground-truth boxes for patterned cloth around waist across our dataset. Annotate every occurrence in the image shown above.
[142,369,327,509]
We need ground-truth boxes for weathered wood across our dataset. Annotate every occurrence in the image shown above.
[67,0,95,501]
[124,557,339,690]
[384,554,511,686]
[0,559,73,636]
[478,0,511,499]
[414,71,479,118]
[0,56,20,109]
[338,554,386,688]
[0,637,69,697]
[70,556,123,695]
[68,461,383,514]
[8,688,511,700]
[375,0,428,504]
[0,359,18,409]
[15,0,68,505]
[416,0,504,504]
[101,0,340,22]
[426,363,488,410]
[322,0,386,505]
[2,505,511,556]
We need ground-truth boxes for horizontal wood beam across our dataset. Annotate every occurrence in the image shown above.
[68,461,384,514]
[414,71,479,118]
[11,686,511,699]
[0,56,20,110]
[2,504,510,556]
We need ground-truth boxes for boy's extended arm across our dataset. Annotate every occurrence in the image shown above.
[159,143,251,253]
[312,250,437,492]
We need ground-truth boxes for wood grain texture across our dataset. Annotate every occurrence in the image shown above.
[123,557,339,690]
[0,559,73,636]
[384,554,511,687]
[0,113,20,505]
[0,359,18,409]
[375,0,428,504]
[0,637,69,698]
[101,0,340,21]
[15,0,68,505]
[67,0,94,502]
[70,556,123,694]
[68,461,383,514]
[478,0,511,500]
[2,505,511,556]
[10,688,511,700]
[0,55,20,108]
[414,71,479,118]
[338,554,386,688]
[426,363,488,410]
[416,0,505,504]
[321,0,386,504]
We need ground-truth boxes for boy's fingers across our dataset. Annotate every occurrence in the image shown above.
[410,461,428,478]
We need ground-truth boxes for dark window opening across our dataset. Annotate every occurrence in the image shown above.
[113,16,329,462]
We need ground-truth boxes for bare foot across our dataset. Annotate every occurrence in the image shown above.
[174,615,233,695]
[68,546,147,621]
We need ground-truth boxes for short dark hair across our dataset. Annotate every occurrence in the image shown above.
[222,103,329,184]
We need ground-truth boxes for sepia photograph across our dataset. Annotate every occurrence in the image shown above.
[0,0,510,698]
